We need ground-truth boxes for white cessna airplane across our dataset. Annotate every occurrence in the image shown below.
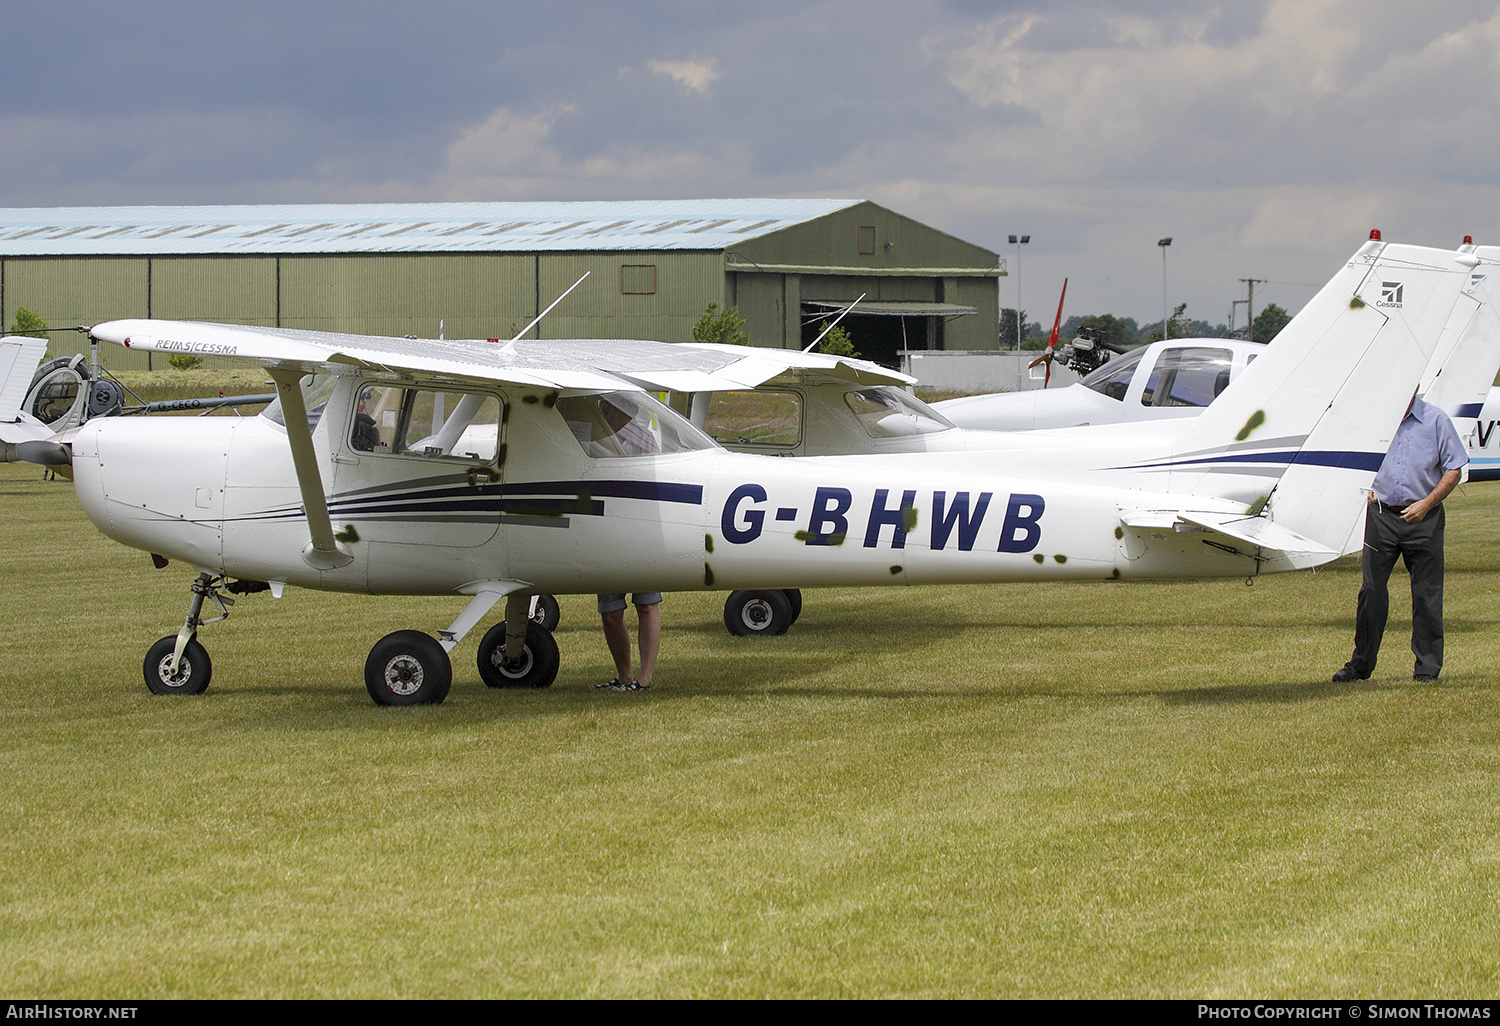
[933,241,1500,476]
[10,238,1476,704]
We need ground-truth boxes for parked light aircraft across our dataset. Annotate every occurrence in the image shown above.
[1467,388,1500,481]
[648,242,1500,633]
[9,239,1478,704]
[933,242,1500,472]
[934,336,1269,431]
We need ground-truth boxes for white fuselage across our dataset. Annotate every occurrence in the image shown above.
[67,371,1282,600]
[933,338,1268,431]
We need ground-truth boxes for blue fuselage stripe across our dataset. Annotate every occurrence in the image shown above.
[1125,450,1385,473]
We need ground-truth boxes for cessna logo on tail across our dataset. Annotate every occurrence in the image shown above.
[1378,281,1404,308]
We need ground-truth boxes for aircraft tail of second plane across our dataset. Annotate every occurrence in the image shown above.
[1164,238,1476,558]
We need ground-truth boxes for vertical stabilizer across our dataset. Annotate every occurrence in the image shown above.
[0,336,48,422]
[1179,242,1471,556]
[1423,247,1500,445]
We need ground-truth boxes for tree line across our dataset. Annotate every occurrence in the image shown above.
[999,302,1291,351]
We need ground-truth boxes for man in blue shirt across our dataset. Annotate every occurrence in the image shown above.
[1333,394,1469,683]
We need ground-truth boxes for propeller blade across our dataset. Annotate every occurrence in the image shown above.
[1047,278,1069,348]
[1041,278,1068,388]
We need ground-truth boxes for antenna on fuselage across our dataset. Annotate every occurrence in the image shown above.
[500,272,591,353]
[804,293,865,352]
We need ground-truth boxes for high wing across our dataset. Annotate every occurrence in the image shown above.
[87,320,913,394]
[514,339,911,393]
[88,320,633,393]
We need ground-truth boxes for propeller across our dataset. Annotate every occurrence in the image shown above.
[1027,278,1069,387]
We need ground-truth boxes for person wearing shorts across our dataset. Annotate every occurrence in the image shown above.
[594,592,661,692]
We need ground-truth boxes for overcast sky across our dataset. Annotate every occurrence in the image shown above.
[4,0,1498,329]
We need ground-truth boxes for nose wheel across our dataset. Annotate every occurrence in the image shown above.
[142,571,233,696]
[144,636,212,695]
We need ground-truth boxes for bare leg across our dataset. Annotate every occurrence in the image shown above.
[635,602,661,687]
[601,608,633,683]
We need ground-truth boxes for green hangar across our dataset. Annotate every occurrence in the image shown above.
[0,199,1002,369]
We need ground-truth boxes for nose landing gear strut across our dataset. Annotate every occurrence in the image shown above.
[143,572,234,695]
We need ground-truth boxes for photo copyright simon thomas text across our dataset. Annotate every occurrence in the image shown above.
[1198,1006,1492,1020]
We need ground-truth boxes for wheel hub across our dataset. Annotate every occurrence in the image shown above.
[742,599,772,629]
[383,655,424,696]
[155,655,192,687]
[497,647,534,678]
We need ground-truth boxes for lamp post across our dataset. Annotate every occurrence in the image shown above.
[1008,235,1029,389]
[1008,235,1030,351]
[1158,237,1172,339]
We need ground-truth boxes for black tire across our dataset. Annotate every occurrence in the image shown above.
[477,621,560,689]
[365,630,452,706]
[783,589,803,627]
[529,594,561,632]
[724,589,794,637]
[143,635,212,695]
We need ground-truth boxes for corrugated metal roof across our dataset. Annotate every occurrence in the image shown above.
[0,200,862,256]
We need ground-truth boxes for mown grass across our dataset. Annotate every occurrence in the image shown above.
[2,459,1498,998]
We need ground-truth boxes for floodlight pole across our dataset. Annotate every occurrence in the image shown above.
[1009,234,1029,388]
[1158,238,1172,339]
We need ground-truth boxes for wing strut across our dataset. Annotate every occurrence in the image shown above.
[269,367,353,570]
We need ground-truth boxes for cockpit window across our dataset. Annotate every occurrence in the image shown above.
[260,373,340,430]
[558,390,717,458]
[843,387,954,438]
[702,390,802,448]
[1139,347,1233,408]
[1080,347,1147,402]
[350,384,501,462]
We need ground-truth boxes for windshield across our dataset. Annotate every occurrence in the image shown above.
[843,387,954,438]
[1139,346,1233,408]
[557,390,718,458]
[1080,347,1147,402]
[260,373,340,430]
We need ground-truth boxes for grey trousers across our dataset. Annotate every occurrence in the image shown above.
[1350,503,1446,677]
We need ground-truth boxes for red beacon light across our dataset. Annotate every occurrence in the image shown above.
[1464,235,1473,245]
[1369,229,1382,241]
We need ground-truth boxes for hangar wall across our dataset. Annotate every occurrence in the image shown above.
[2,251,732,371]
[0,200,1000,372]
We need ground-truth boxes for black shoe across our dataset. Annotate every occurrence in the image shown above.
[1331,665,1370,683]
[594,677,621,690]
[1413,673,1439,683]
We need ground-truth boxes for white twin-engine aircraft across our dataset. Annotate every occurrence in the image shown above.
[40,239,1476,704]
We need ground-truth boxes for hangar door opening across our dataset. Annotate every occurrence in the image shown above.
[800,301,977,369]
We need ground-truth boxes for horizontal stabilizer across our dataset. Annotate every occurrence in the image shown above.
[1119,508,1338,562]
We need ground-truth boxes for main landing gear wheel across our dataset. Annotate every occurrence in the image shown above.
[477,621,560,689]
[724,589,795,637]
[144,635,212,695]
[783,588,802,627]
[530,594,561,632]
[365,630,452,706]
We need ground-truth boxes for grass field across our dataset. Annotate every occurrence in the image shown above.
[2,457,1499,998]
